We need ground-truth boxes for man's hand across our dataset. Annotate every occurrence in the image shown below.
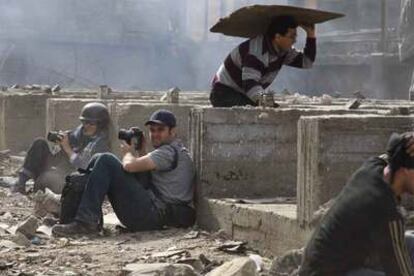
[120,141,135,157]
[137,134,147,156]
[59,133,71,152]
[300,24,316,38]
[58,132,75,158]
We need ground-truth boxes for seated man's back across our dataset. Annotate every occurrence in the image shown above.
[300,156,413,275]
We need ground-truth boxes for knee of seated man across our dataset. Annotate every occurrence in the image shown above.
[95,152,121,167]
[32,137,48,147]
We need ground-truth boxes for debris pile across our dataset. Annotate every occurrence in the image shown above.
[6,84,61,94]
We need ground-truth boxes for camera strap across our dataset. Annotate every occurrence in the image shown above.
[147,145,179,206]
[159,145,179,172]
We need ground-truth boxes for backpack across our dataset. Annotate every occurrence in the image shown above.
[59,171,89,224]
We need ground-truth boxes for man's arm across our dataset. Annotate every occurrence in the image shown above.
[378,219,413,276]
[284,25,316,69]
[241,41,266,103]
[122,152,156,173]
[70,136,110,170]
[120,138,157,173]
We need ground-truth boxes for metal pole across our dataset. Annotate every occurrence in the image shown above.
[380,0,387,52]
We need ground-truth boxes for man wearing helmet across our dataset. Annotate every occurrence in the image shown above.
[11,102,112,194]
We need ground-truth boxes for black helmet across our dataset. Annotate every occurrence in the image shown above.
[79,102,110,128]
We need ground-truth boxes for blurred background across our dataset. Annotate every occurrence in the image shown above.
[0,0,407,98]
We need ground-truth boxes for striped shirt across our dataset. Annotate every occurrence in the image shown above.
[212,35,316,102]
[300,157,414,276]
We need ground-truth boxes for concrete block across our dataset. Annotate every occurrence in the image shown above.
[0,93,50,153]
[190,107,376,201]
[297,115,414,225]
[200,199,311,257]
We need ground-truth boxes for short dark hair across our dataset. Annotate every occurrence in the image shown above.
[266,15,298,38]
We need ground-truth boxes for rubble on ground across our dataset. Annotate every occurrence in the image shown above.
[0,186,271,275]
[207,257,259,276]
[269,248,303,276]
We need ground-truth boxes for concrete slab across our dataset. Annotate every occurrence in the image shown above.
[297,115,414,225]
[190,107,378,203]
[201,198,311,257]
[0,93,50,153]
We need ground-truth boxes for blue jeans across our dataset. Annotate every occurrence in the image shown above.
[75,153,164,231]
[346,232,414,276]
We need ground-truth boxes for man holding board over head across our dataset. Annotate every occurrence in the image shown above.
[209,5,344,107]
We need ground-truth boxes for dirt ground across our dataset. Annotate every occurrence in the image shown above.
[0,184,272,276]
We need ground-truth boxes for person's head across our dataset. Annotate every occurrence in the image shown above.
[145,109,177,148]
[78,102,110,137]
[266,15,298,51]
[386,132,414,195]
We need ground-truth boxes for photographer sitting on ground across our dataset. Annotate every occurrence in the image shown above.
[52,109,195,236]
[11,102,111,194]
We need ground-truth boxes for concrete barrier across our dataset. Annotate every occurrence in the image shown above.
[190,107,377,201]
[203,199,311,256]
[47,99,202,156]
[0,93,50,153]
[297,115,414,225]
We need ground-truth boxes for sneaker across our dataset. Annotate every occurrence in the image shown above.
[10,172,30,195]
[52,221,99,237]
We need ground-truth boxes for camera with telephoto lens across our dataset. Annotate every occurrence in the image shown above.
[47,131,64,143]
[118,127,143,150]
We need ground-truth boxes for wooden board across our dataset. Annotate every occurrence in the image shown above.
[210,5,345,38]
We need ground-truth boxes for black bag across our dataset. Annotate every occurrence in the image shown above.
[60,171,89,224]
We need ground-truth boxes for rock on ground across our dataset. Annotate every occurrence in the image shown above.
[207,257,258,276]
[16,215,39,238]
[123,263,197,276]
[269,248,303,276]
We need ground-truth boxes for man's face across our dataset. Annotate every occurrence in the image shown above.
[402,168,414,195]
[81,121,98,137]
[273,28,297,51]
[148,124,175,147]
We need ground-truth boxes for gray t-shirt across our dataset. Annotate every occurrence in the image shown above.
[148,140,195,204]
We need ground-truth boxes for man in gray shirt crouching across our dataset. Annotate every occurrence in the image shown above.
[52,109,195,236]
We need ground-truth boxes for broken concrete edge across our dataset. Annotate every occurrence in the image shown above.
[197,198,312,257]
[297,114,414,225]
[190,107,386,202]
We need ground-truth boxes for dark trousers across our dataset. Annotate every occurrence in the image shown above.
[346,232,414,276]
[75,153,195,231]
[210,83,257,107]
[22,138,72,192]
